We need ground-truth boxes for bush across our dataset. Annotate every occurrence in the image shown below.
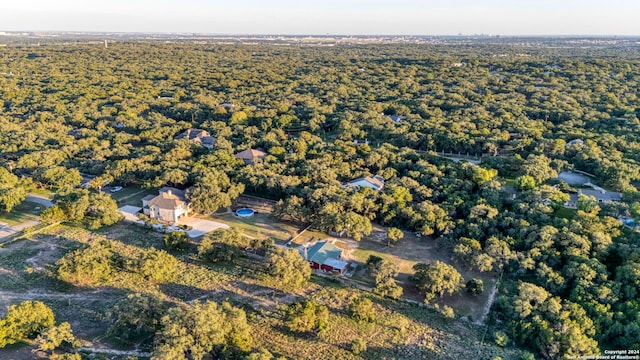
[350,338,367,355]
[466,278,484,295]
[164,231,190,251]
[439,305,455,319]
[285,300,329,334]
[0,300,55,348]
[56,240,114,286]
[36,322,80,351]
[41,205,67,224]
[139,247,179,282]
[349,297,376,323]
[494,331,509,347]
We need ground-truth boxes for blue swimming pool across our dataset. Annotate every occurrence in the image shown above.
[236,208,255,217]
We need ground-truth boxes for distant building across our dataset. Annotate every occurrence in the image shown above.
[220,103,235,108]
[566,139,585,147]
[142,187,191,224]
[299,240,348,274]
[343,175,385,191]
[174,129,216,149]
[235,149,267,165]
[382,113,406,123]
[564,189,622,209]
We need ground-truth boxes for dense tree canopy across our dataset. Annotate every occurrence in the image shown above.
[1,40,640,358]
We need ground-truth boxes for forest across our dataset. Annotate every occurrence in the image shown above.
[1,39,640,359]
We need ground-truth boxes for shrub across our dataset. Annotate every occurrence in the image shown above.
[466,278,484,295]
[350,338,367,355]
[139,247,179,282]
[0,300,55,348]
[164,231,190,252]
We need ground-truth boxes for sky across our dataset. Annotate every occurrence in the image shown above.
[1,0,639,36]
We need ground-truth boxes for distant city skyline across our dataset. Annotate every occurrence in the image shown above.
[2,0,639,36]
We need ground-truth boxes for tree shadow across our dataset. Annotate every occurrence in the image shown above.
[159,282,214,302]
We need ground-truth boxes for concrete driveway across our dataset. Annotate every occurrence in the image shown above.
[117,206,144,224]
[26,194,54,208]
[178,217,229,238]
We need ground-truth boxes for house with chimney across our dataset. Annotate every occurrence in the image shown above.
[142,187,191,224]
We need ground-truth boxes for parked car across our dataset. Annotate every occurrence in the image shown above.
[110,186,123,193]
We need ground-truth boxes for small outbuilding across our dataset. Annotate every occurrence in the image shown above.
[299,240,348,274]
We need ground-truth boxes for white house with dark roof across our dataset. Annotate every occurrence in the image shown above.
[174,129,216,149]
[343,175,385,191]
[142,187,191,224]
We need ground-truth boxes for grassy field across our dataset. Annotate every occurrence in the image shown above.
[0,201,43,226]
[0,221,521,359]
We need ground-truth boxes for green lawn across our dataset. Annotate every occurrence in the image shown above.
[209,213,297,242]
[110,186,156,206]
[29,187,56,199]
[554,207,577,219]
[0,201,43,226]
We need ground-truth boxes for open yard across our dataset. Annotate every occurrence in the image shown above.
[0,201,43,227]
[346,225,500,322]
[207,212,300,243]
[108,185,156,207]
[0,220,521,359]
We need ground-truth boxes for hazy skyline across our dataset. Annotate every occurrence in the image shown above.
[2,0,639,36]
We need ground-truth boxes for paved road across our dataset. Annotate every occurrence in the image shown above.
[0,194,52,239]
[26,194,54,208]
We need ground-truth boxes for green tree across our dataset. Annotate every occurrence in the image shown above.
[466,278,484,295]
[0,167,27,213]
[349,297,376,323]
[285,300,329,334]
[56,240,114,286]
[152,301,252,360]
[86,192,122,229]
[515,175,536,191]
[412,261,463,303]
[108,293,168,346]
[164,231,190,252]
[0,301,55,348]
[386,227,404,246]
[40,205,67,224]
[577,194,598,213]
[139,247,179,282]
[264,249,311,291]
[198,228,248,263]
[522,154,558,184]
[187,169,244,214]
[36,322,80,352]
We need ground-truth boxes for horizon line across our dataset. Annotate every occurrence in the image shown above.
[2,30,640,38]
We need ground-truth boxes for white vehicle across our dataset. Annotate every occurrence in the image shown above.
[110,186,123,193]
